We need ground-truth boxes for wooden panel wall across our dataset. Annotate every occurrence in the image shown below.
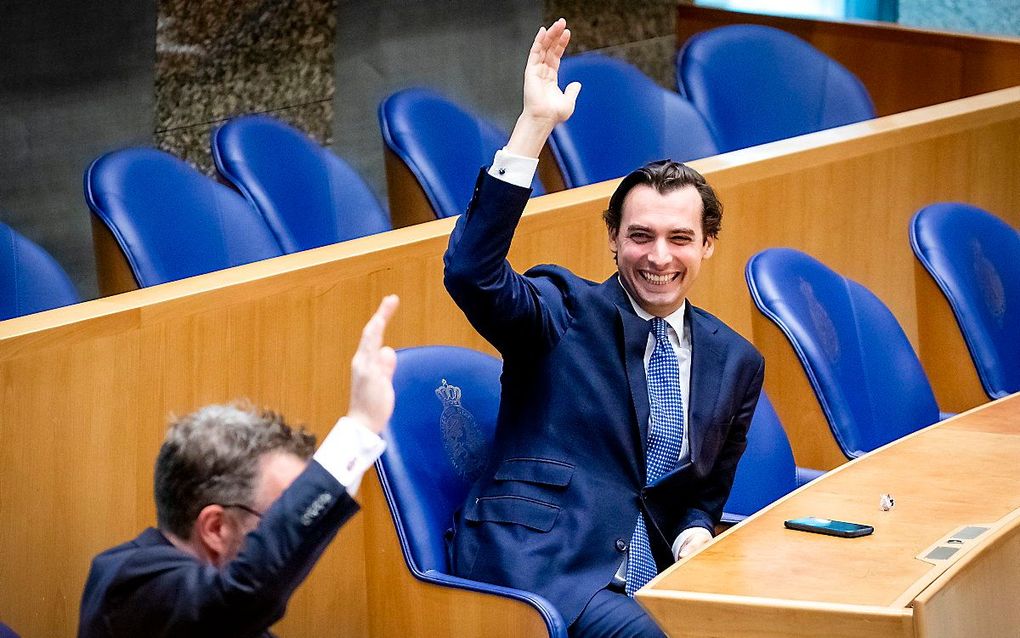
[676,6,1020,117]
[1,89,1019,637]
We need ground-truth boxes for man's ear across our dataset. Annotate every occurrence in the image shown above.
[702,235,716,259]
[193,504,230,564]
[607,229,619,260]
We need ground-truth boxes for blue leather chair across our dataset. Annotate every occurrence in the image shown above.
[722,391,822,524]
[677,25,875,153]
[549,53,719,188]
[211,115,390,253]
[84,148,282,292]
[746,248,941,459]
[910,202,1020,399]
[0,220,80,320]
[376,345,566,636]
[0,621,20,637]
[379,88,545,223]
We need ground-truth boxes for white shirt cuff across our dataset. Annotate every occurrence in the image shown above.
[487,148,539,189]
[672,526,713,561]
[312,416,386,497]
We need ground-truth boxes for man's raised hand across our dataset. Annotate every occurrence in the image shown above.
[347,295,399,434]
[506,18,582,158]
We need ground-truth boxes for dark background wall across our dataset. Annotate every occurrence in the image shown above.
[0,1,156,298]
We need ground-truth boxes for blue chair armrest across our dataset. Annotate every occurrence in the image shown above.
[938,411,957,421]
[719,512,748,526]
[419,570,568,637]
[795,466,826,488]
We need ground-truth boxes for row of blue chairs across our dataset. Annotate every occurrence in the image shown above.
[85,115,392,294]
[8,24,872,301]
[384,24,875,220]
[376,211,1018,633]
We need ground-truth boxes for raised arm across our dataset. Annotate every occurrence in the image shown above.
[445,21,581,356]
[505,17,582,158]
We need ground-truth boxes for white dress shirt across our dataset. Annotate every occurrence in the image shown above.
[313,416,385,497]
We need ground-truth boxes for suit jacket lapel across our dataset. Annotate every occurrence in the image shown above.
[604,276,652,461]
[687,305,724,467]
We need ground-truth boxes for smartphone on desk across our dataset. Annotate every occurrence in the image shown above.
[784,517,874,538]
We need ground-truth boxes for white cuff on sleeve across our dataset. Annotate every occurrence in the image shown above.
[672,526,713,561]
[312,416,386,497]
[487,148,539,189]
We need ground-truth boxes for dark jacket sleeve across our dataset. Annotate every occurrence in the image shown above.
[677,355,765,536]
[444,169,573,356]
[99,462,358,638]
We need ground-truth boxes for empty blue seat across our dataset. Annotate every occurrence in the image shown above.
[85,148,282,291]
[723,391,822,523]
[550,53,719,188]
[376,345,565,636]
[212,115,390,253]
[379,88,545,222]
[0,220,79,320]
[677,24,875,152]
[746,248,940,459]
[910,202,1020,399]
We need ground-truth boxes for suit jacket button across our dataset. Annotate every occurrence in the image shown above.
[615,539,628,552]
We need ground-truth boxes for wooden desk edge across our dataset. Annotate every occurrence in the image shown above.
[636,588,912,617]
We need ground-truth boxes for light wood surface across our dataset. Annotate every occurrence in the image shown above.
[912,509,1020,638]
[3,89,1020,637]
[638,394,1020,637]
[676,5,1020,117]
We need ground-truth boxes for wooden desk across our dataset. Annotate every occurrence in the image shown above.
[637,394,1020,638]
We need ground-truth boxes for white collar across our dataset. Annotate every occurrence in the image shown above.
[617,277,687,340]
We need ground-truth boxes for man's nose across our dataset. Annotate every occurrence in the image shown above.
[648,239,671,266]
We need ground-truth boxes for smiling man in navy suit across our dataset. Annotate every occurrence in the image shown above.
[444,20,764,637]
[78,296,399,638]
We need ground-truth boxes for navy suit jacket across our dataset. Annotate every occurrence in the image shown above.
[444,170,764,624]
[78,461,358,638]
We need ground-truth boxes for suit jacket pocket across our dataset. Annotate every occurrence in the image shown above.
[465,495,561,532]
[493,457,575,487]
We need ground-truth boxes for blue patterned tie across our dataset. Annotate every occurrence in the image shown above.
[626,317,685,596]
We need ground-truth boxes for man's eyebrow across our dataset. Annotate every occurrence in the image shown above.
[624,224,697,234]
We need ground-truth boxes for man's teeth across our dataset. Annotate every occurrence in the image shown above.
[642,272,675,284]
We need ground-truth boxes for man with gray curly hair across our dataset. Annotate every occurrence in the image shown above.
[79,296,399,638]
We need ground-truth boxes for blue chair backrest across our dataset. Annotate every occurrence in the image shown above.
[910,202,1020,398]
[677,24,875,153]
[84,148,282,287]
[0,220,79,320]
[379,88,545,220]
[212,115,390,253]
[723,391,798,518]
[377,346,503,574]
[550,53,719,188]
[746,248,939,458]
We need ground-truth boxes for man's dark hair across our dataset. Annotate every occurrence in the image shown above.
[154,401,316,539]
[603,160,723,241]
